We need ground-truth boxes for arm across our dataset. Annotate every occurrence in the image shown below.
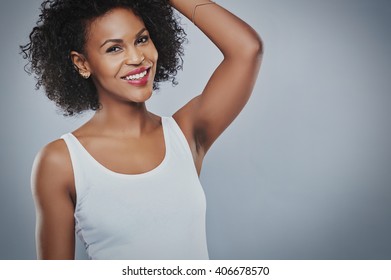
[31,140,76,259]
[172,0,263,160]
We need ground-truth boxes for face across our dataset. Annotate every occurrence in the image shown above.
[72,8,158,105]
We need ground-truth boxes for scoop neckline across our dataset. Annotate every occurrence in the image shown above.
[67,116,170,179]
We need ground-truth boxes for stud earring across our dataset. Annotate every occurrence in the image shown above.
[80,71,91,79]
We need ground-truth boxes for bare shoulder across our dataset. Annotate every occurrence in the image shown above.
[36,138,70,163]
[33,139,72,175]
[31,138,74,198]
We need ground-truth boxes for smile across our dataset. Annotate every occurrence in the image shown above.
[123,70,148,81]
[120,67,151,86]
[121,66,151,80]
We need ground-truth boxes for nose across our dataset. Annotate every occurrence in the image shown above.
[124,47,145,65]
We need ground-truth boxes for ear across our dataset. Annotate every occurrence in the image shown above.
[70,51,91,76]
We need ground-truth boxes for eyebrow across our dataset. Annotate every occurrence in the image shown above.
[100,27,147,48]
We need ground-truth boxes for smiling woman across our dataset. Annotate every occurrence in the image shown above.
[70,8,159,105]
[21,0,186,116]
[20,0,262,260]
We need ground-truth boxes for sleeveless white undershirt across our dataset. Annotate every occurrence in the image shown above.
[61,116,209,260]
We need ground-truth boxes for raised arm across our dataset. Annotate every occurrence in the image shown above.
[172,0,263,158]
[31,140,76,259]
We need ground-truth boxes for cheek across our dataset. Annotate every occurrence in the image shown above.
[147,42,158,63]
[151,49,158,74]
[91,56,121,77]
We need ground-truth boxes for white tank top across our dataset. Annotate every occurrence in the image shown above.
[61,116,209,260]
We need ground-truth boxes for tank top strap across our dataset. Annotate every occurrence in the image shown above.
[162,116,194,163]
[60,133,91,205]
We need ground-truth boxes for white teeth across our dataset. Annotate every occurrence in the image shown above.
[124,70,147,81]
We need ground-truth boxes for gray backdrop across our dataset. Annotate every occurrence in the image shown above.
[1,0,390,259]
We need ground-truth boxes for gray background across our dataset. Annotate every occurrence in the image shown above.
[1,0,390,259]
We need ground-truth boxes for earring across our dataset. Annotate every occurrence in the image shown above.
[80,71,91,79]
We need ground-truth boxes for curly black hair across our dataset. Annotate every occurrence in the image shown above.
[20,0,187,116]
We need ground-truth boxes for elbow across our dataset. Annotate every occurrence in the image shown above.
[246,32,264,59]
[255,35,264,57]
[228,31,263,61]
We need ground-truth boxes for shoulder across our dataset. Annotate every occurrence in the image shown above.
[33,139,71,173]
[31,138,74,198]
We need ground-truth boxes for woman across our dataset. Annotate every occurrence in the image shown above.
[21,0,262,259]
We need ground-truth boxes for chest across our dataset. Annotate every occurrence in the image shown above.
[80,134,166,175]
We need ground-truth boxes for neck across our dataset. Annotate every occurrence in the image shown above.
[90,101,159,138]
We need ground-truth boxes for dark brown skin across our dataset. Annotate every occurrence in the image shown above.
[31,0,263,259]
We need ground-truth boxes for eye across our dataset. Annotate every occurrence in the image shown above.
[136,35,149,45]
[106,45,122,53]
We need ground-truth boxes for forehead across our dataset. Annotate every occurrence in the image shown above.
[86,8,145,43]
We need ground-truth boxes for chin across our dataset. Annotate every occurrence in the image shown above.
[129,88,154,103]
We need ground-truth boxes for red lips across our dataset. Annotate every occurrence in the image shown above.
[121,66,150,78]
[121,67,151,86]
